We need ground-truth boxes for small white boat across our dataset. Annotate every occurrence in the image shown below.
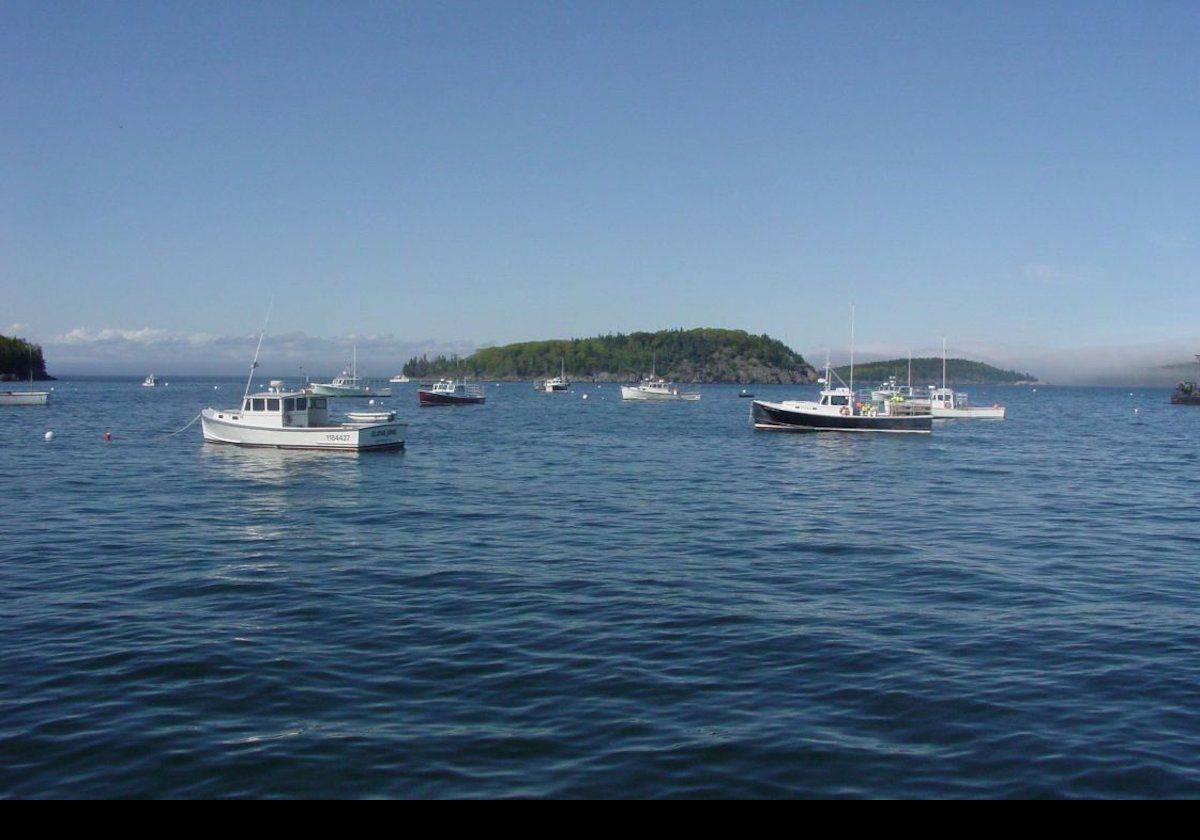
[620,373,699,401]
[309,346,391,398]
[928,387,1006,419]
[2,354,50,405]
[202,381,405,451]
[536,359,571,392]
[388,374,411,383]
[142,373,158,387]
[345,409,397,423]
[0,390,49,406]
[926,340,1006,419]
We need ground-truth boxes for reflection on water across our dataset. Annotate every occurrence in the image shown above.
[197,441,399,488]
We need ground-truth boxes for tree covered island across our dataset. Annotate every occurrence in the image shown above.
[836,357,1036,386]
[403,328,818,384]
[0,335,53,381]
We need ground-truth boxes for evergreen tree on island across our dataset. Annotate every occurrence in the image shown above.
[403,328,817,384]
[0,335,53,381]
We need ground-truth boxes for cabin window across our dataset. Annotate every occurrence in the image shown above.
[296,397,307,410]
[831,395,849,406]
[267,398,280,411]
[311,397,326,409]
[243,400,251,411]
[252,398,265,411]
[284,398,295,411]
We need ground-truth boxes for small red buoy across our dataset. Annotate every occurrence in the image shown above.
[104,431,112,442]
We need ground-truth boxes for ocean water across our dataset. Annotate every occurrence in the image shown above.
[2,378,1199,798]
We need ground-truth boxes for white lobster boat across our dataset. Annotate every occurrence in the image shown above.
[308,346,391,398]
[202,380,405,451]
[926,340,1006,419]
[928,387,1006,419]
[536,359,571,392]
[620,376,700,401]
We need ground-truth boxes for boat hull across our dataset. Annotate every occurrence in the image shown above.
[201,410,405,450]
[930,405,1006,419]
[620,386,700,401]
[752,400,932,433]
[307,384,392,398]
[0,391,49,406]
[418,389,485,406]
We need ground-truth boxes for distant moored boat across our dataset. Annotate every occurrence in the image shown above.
[1171,355,1200,405]
[418,379,486,406]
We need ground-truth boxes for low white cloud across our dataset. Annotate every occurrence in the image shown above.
[58,327,177,345]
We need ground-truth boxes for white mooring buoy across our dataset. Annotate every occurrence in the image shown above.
[44,430,54,441]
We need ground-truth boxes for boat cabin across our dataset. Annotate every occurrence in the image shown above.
[819,387,852,408]
[872,377,914,400]
[929,387,967,410]
[212,381,331,428]
[429,379,485,398]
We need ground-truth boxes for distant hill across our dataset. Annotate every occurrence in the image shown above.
[0,334,53,381]
[835,357,1035,386]
[403,328,818,384]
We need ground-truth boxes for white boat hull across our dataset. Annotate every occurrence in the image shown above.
[201,409,405,450]
[931,404,1006,419]
[307,383,392,398]
[0,391,49,406]
[620,385,700,401]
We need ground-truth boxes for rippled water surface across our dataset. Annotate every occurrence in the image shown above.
[3,378,1200,797]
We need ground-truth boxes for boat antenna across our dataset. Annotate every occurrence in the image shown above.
[907,350,912,390]
[242,297,274,404]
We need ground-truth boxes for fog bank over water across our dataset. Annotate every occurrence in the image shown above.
[818,338,1200,386]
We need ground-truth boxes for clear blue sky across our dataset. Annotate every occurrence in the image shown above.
[3,1,1198,377]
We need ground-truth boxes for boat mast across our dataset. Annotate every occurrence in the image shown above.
[848,305,855,399]
[907,351,912,390]
[941,338,947,390]
[241,298,273,405]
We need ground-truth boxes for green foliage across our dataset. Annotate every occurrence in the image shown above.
[835,357,1035,386]
[0,335,50,381]
[403,329,816,383]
